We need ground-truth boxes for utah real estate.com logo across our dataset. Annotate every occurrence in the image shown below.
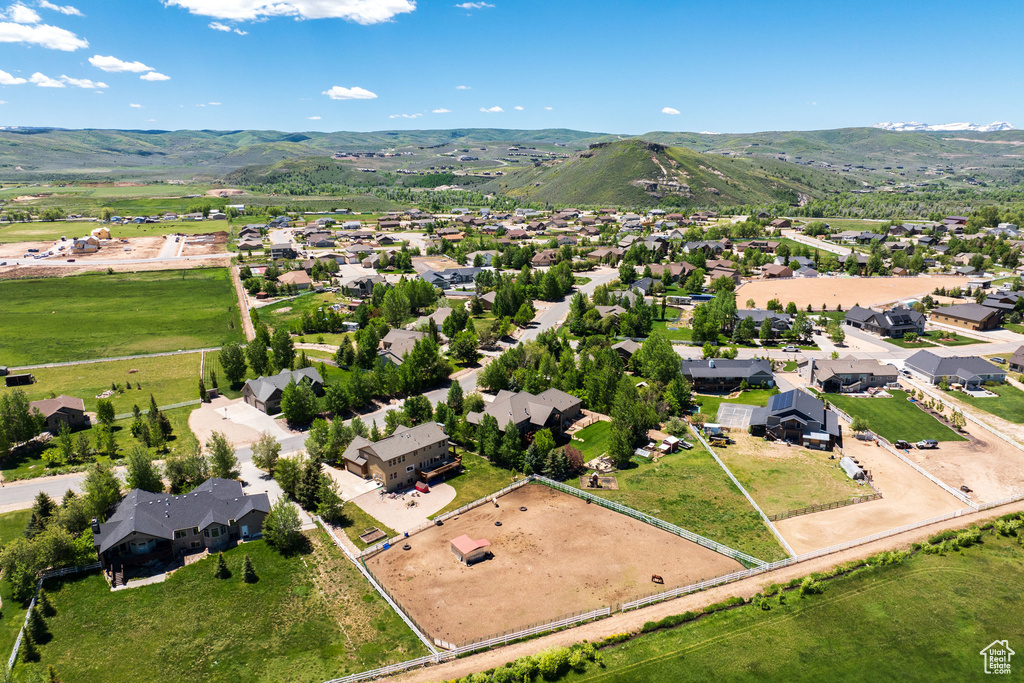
[981,640,1014,675]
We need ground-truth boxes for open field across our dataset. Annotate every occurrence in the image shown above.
[0,353,201,415]
[736,275,969,310]
[17,532,427,683]
[564,531,1024,682]
[258,292,340,334]
[775,434,964,553]
[717,434,869,516]
[0,510,31,658]
[948,382,1024,423]
[0,219,227,244]
[823,390,966,443]
[0,268,243,365]
[571,446,787,561]
[366,484,744,645]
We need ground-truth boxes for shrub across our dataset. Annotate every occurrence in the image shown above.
[799,577,824,596]
[536,646,571,679]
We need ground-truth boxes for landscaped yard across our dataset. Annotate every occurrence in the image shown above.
[694,389,776,423]
[824,390,966,443]
[569,445,787,562]
[565,530,1024,682]
[0,268,243,365]
[886,330,983,349]
[716,433,870,516]
[16,532,427,682]
[338,503,398,550]
[257,292,339,334]
[948,382,1024,423]
[573,420,612,460]
[0,353,202,416]
[429,449,513,519]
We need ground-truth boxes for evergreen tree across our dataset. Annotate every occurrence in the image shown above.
[214,552,230,579]
[242,554,257,583]
[37,588,55,617]
[447,381,464,415]
[26,605,48,644]
[21,632,39,663]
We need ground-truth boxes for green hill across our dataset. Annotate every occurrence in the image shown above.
[481,139,859,208]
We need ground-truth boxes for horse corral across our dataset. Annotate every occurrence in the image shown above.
[363,484,743,645]
[737,275,970,310]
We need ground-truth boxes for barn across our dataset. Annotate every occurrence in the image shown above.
[450,535,491,565]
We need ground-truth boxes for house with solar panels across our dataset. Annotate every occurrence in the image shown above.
[749,389,842,450]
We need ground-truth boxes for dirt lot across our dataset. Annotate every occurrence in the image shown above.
[901,423,1024,503]
[775,435,965,554]
[737,275,969,310]
[365,484,743,645]
[411,255,460,274]
[181,231,229,256]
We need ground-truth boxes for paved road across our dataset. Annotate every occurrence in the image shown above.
[519,267,619,343]
[781,229,852,257]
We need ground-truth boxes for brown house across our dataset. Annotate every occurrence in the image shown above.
[342,422,456,492]
[762,264,793,279]
[29,395,89,434]
[930,303,1003,331]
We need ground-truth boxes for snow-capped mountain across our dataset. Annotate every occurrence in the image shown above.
[873,121,1015,132]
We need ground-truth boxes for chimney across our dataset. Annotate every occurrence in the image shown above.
[91,517,100,534]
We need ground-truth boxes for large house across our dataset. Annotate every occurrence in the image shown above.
[804,357,898,393]
[904,351,1006,388]
[242,368,324,414]
[466,388,582,436]
[930,303,1003,331]
[419,267,480,289]
[28,395,89,433]
[680,358,774,393]
[844,306,925,338]
[93,478,270,571]
[341,422,456,492]
[340,273,385,298]
[378,329,426,365]
[278,270,312,290]
[735,309,792,333]
[749,390,841,450]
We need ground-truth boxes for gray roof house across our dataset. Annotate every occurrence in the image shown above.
[466,388,582,436]
[735,309,792,332]
[844,305,925,338]
[378,329,426,365]
[806,357,898,393]
[749,390,841,450]
[904,351,1006,388]
[681,358,774,392]
[341,422,455,492]
[242,368,324,415]
[93,478,270,572]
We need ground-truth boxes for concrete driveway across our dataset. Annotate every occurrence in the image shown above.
[323,464,382,501]
[189,396,295,448]
[350,483,456,534]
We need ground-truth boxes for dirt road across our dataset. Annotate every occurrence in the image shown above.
[231,264,255,341]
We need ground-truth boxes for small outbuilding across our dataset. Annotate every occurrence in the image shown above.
[450,534,491,565]
[839,456,866,481]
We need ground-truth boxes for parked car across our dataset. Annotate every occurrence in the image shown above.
[916,440,938,449]
[66,258,75,262]
[991,357,1006,364]
[894,440,911,450]
[782,346,799,353]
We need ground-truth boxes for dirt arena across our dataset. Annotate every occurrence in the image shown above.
[737,275,969,310]
[365,484,743,645]
[902,428,1024,503]
[775,435,965,554]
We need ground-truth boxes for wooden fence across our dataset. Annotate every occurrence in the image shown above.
[767,493,882,522]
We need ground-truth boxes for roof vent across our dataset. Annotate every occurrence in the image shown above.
[709,360,715,368]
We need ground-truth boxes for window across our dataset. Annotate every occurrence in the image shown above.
[406,465,414,473]
[210,527,220,539]
[190,541,201,549]
[174,529,187,539]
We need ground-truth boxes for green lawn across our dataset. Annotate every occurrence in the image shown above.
[257,292,340,334]
[573,421,613,460]
[0,511,36,663]
[429,449,514,519]
[17,532,427,682]
[885,330,982,349]
[338,503,397,551]
[0,353,202,416]
[1003,322,1024,335]
[824,390,965,443]
[949,382,1024,423]
[0,268,243,365]
[649,320,693,341]
[0,218,223,244]
[564,529,1024,682]
[570,446,787,562]
[717,434,869,516]
[694,389,775,423]
[1,406,197,482]
[884,336,937,349]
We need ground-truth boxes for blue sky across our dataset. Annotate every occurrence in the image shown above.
[0,0,1018,134]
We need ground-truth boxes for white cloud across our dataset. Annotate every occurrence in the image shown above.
[145,118,156,122]
[479,105,502,113]
[29,71,62,87]
[455,84,470,90]
[454,2,493,9]
[8,3,41,23]
[165,0,416,25]
[0,69,26,85]
[38,1,82,16]
[431,108,450,114]
[543,106,552,110]
[389,112,421,119]
[0,20,86,50]
[308,115,321,120]
[513,105,523,111]
[60,74,106,88]
[208,21,246,34]
[0,100,7,104]
[140,72,170,81]
[129,103,142,108]
[208,101,221,105]
[322,85,376,100]
[89,54,153,73]
[661,106,680,115]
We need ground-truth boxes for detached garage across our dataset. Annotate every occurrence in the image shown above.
[451,535,491,565]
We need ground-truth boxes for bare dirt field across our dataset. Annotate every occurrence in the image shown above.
[365,484,743,645]
[411,255,460,274]
[775,435,965,554]
[181,231,229,256]
[737,275,969,310]
[901,424,1024,503]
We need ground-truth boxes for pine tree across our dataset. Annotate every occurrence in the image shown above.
[243,554,257,583]
[26,605,48,644]
[37,588,55,617]
[47,664,62,683]
[214,552,230,579]
[21,632,39,663]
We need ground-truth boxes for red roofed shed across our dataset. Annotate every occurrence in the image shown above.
[450,534,491,565]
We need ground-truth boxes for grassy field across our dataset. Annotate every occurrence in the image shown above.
[0,220,225,244]
[717,434,869,516]
[0,268,243,366]
[824,390,966,443]
[338,503,397,551]
[257,292,340,334]
[569,445,787,562]
[694,389,775,422]
[564,530,1024,682]
[573,421,613,460]
[0,510,32,661]
[17,532,427,682]
[1,406,197,482]
[949,382,1024,423]
[429,449,514,519]
[0,353,202,415]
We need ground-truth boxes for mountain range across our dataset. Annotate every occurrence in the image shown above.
[872,121,1015,132]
